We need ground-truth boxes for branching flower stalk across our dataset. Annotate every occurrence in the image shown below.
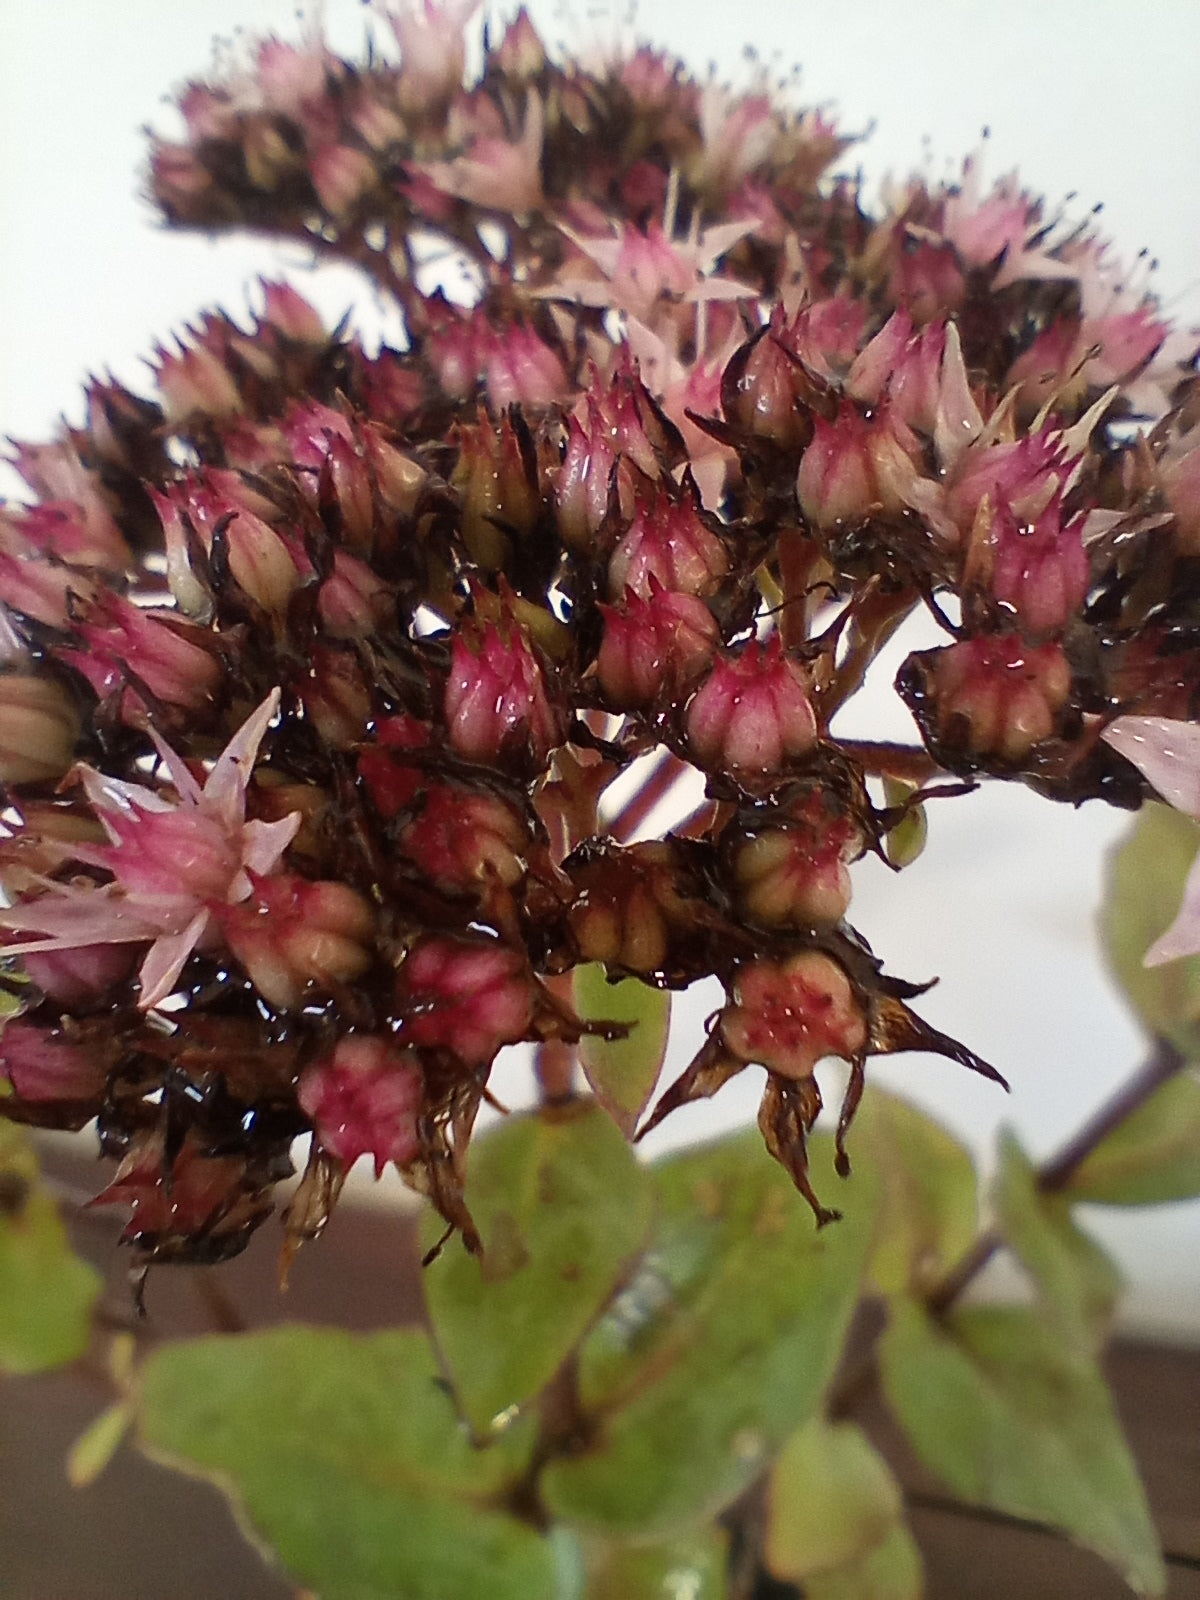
[1,1,1198,1278]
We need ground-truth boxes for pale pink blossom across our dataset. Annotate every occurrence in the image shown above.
[0,690,299,1009]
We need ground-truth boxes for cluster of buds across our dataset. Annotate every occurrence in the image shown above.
[1,1,1197,1269]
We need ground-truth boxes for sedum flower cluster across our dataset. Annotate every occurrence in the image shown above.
[1,2,1198,1268]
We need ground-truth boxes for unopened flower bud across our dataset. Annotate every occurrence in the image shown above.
[904,635,1073,763]
[566,841,694,975]
[390,0,476,116]
[554,410,617,551]
[721,325,816,451]
[155,339,242,422]
[608,483,729,600]
[312,143,378,217]
[445,618,566,769]
[596,585,719,710]
[687,636,818,776]
[722,951,867,1078]
[797,405,922,529]
[400,785,528,892]
[989,497,1089,639]
[453,414,541,569]
[357,714,430,820]
[68,595,220,717]
[298,1036,424,1175]
[258,280,328,346]
[887,239,966,324]
[494,8,547,81]
[319,551,392,638]
[732,799,860,927]
[396,936,536,1066]
[218,875,376,1009]
[0,1020,107,1104]
[0,673,81,786]
[300,646,373,748]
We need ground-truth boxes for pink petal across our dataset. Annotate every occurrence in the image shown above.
[1102,717,1200,818]
[137,911,210,1010]
[240,812,303,877]
[203,688,282,828]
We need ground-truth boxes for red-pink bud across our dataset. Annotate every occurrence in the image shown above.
[916,635,1072,762]
[721,326,815,451]
[686,636,818,776]
[155,339,242,422]
[217,874,376,1009]
[797,405,922,529]
[389,0,478,116]
[0,1020,107,1103]
[732,797,861,927]
[399,785,528,892]
[722,951,867,1078]
[318,551,392,638]
[494,7,547,80]
[298,1036,423,1176]
[258,280,327,346]
[66,595,220,717]
[990,497,1089,639]
[299,646,373,748]
[357,714,430,820]
[596,585,719,710]
[445,619,566,768]
[887,239,966,324]
[396,936,535,1066]
[0,546,98,629]
[311,143,378,217]
[607,483,729,600]
[554,410,618,551]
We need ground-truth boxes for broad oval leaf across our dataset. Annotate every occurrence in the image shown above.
[802,1524,922,1600]
[765,1418,902,1583]
[994,1131,1122,1354]
[137,1325,556,1600]
[1103,803,1200,1057]
[584,1528,728,1599]
[574,964,671,1136]
[420,1101,656,1434]
[540,1130,878,1538]
[855,1089,978,1298]
[0,1122,100,1375]
[879,1301,1164,1598]
[1064,1068,1200,1205]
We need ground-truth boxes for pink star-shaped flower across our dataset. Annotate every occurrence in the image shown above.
[1,689,299,1008]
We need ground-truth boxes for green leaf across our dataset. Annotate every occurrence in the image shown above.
[540,1131,878,1538]
[855,1089,978,1298]
[584,1529,728,1599]
[882,778,928,870]
[0,1121,100,1375]
[995,1131,1122,1353]
[765,1418,902,1583]
[880,1301,1164,1597]
[420,1102,655,1434]
[1103,803,1200,1057]
[803,1523,923,1600]
[574,964,671,1136]
[138,1325,557,1600]
[1064,1068,1200,1205]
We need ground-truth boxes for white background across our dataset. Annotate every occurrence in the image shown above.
[2,0,1199,1338]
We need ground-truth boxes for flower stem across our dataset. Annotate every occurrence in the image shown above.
[926,1036,1187,1317]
